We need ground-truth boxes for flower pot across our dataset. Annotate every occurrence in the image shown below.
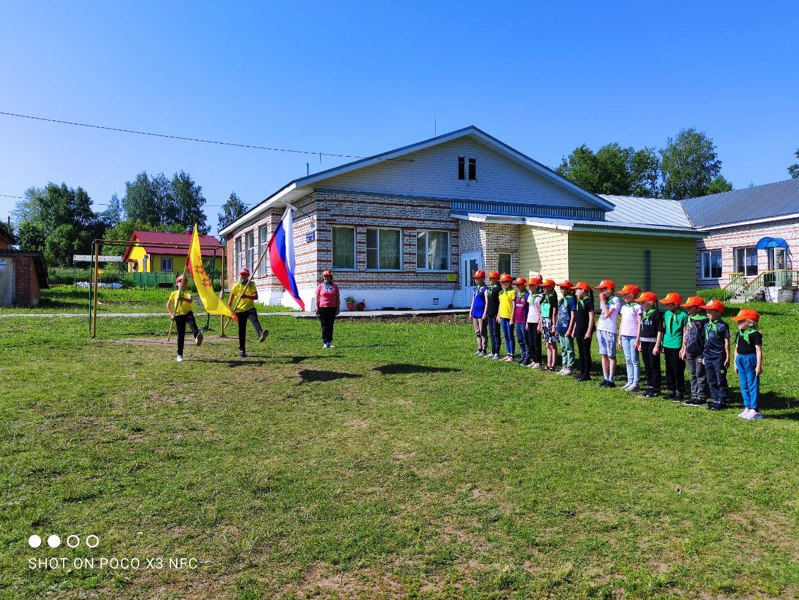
[346,301,356,311]
[356,302,366,311]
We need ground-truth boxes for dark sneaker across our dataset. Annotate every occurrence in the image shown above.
[707,402,727,411]
[599,380,609,387]
[605,381,616,388]
[664,392,676,400]
[672,396,683,403]
[239,350,247,358]
[684,399,707,407]
[259,329,269,343]
[195,332,203,347]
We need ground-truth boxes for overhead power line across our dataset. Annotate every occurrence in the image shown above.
[0,111,365,159]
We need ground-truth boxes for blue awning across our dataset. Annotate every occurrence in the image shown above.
[755,236,789,250]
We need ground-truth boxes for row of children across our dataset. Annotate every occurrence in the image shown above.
[469,271,765,419]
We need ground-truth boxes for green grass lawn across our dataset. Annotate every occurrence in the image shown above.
[1,297,798,599]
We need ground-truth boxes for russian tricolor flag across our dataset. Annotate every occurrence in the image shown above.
[267,207,306,310]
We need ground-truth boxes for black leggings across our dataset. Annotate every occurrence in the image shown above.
[318,307,337,344]
[576,333,592,378]
[527,324,542,365]
[175,312,199,356]
[664,347,686,397]
[236,308,264,351]
[641,341,662,391]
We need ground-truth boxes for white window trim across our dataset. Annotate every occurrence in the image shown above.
[258,225,269,277]
[416,229,451,272]
[734,246,758,277]
[160,257,173,272]
[366,227,403,272]
[332,225,357,271]
[700,249,721,280]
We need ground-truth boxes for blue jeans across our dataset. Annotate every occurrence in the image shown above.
[621,335,640,383]
[704,356,728,404]
[515,323,529,361]
[487,316,501,355]
[500,318,515,356]
[736,353,759,411]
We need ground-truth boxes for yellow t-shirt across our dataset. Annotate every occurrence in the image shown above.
[230,281,257,312]
[498,288,516,319]
[168,290,193,316]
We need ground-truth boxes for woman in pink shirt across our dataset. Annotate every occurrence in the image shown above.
[315,270,341,348]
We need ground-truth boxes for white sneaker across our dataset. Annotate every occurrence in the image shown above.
[559,368,572,376]
[328,344,335,348]
[176,355,183,362]
[475,350,483,355]
[737,409,750,418]
[621,382,632,391]
[491,354,501,360]
[750,411,763,420]
[528,362,541,369]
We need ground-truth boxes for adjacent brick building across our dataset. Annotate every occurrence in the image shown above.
[0,228,50,307]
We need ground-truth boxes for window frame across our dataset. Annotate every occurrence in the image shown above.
[497,252,512,276]
[160,257,173,273]
[457,155,465,180]
[366,227,403,272]
[332,226,356,271]
[734,246,758,277]
[235,237,242,274]
[258,225,268,277]
[701,249,722,280]
[416,229,451,272]
[245,231,255,273]
[468,157,477,181]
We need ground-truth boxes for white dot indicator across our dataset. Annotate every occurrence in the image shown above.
[67,535,80,548]
[28,535,42,548]
[86,535,99,548]
[47,535,61,548]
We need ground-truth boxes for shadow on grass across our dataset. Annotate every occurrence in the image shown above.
[297,369,362,384]
[759,392,798,419]
[373,363,461,375]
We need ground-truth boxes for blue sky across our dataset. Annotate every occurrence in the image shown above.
[1,1,797,232]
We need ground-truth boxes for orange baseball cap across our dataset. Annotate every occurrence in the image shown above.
[541,278,556,288]
[659,292,683,305]
[499,273,513,283]
[527,275,542,285]
[572,281,591,292]
[619,284,640,296]
[556,280,573,289]
[487,270,500,280]
[473,269,486,278]
[681,296,705,309]
[594,279,616,290]
[731,308,760,322]
[701,299,726,312]
[514,277,527,286]
[635,291,657,303]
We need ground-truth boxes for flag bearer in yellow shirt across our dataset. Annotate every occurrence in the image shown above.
[167,275,203,362]
[228,267,268,358]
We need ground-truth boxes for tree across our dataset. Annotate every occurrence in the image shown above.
[629,147,660,197]
[789,149,799,179]
[706,175,734,195]
[557,143,652,196]
[660,128,725,199]
[13,183,104,265]
[122,171,207,232]
[102,193,124,227]
[217,192,247,237]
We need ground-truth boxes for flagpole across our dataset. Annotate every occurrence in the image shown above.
[167,228,192,342]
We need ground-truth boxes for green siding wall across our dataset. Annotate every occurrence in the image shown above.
[568,231,696,299]
[519,227,569,281]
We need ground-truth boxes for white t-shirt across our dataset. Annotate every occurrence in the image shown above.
[527,292,542,323]
[596,295,621,333]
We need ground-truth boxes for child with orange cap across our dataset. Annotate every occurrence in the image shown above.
[469,270,489,356]
[660,292,688,402]
[702,299,731,411]
[498,274,516,361]
[731,308,764,419]
[634,291,663,398]
[572,282,595,380]
[512,277,530,365]
[485,271,502,359]
[680,296,710,407]
[618,284,642,392]
[538,279,559,371]
[525,276,544,368]
[554,280,576,375]
[594,280,621,387]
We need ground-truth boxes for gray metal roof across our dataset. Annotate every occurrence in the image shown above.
[599,194,693,228]
[680,179,799,229]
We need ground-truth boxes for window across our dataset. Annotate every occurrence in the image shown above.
[735,247,758,276]
[143,255,149,272]
[498,253,511,275]
[468,158,477,180]
[701,250,722,279]
[417,230,450,270]
[366,228,401,270]
[235,237,242,274]
[458,156,465,180]
[332,226,355,269]
[245,231,255,272]
[160,257,173,272]
[258,225,268,276]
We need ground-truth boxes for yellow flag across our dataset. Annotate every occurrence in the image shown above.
[187,225,238,321]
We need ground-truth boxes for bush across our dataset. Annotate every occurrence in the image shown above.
[696,288,732,302]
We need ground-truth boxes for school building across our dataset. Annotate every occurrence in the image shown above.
[220,126,796,310]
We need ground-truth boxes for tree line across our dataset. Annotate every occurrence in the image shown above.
[10,171,248,266]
